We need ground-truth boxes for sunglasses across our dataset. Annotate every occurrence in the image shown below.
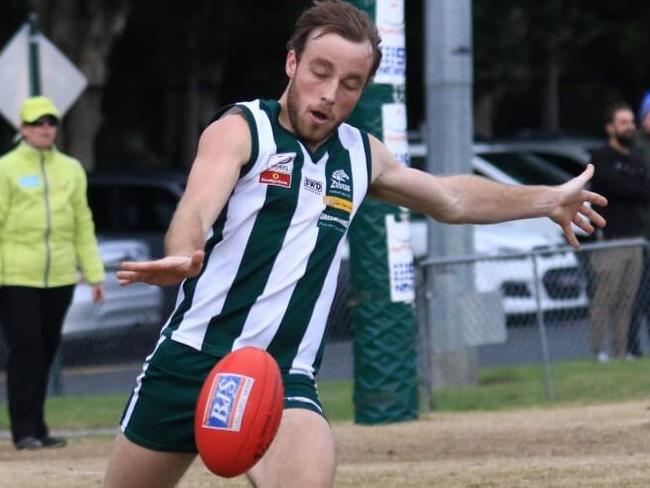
[26,116,59,127]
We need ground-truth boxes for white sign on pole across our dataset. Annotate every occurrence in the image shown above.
[374,0,406,86]
[382,103,409,166]
[0,24,87,128]
[385,214,415,303]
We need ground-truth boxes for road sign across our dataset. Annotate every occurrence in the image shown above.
[0,23,87,128]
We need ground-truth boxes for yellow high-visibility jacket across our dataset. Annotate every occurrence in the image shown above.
[0,141,104,287]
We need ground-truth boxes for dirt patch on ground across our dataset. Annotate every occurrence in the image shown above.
[0,400,649,487]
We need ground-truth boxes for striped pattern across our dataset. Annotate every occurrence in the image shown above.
[163,99,371,378]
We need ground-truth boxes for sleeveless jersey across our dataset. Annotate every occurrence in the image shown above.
[162,99,372,378]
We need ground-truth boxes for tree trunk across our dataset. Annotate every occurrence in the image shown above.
[542,56,561,135]
[474,87,505,140]
[32,0,129,170]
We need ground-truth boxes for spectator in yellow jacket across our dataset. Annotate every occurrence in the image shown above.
[0,96,105,450]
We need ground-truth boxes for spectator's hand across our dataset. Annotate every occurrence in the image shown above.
[549,164,608,249]
[91,283,105,303]
[117,250,205,287]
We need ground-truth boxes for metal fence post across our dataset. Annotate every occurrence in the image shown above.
[531,253,555,402]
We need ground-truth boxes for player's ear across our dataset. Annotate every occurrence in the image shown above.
[286,50,297,78]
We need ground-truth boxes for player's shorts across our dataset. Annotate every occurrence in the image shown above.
[120,335,325,453]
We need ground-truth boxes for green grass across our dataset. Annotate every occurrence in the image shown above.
[0,357,648,431]
[0,393,129,432]
[433,356,650,411]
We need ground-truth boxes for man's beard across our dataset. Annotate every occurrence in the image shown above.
[286,81,335,145]
[615,131,635,148]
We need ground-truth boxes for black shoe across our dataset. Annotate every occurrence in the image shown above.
[40,435,67,448]
[15,436,43,450]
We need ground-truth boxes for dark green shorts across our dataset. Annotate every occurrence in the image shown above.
[120,336,324,453]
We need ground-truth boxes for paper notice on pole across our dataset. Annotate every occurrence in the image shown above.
[375,0,406,85]
[385,214,415,302]
[0,24,87,128]
[382,103,409,166]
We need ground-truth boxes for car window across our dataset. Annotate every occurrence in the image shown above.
[410,155,425,172]
[529,152,585,177]
[476,151,572,185]
[115,185,178,232]
[87,185,116,233]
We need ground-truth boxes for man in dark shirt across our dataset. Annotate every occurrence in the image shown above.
[627,93,650,357]
[588,103,648,361]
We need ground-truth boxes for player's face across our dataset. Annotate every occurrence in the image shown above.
[20,116,58,150]
[284,30,373,147]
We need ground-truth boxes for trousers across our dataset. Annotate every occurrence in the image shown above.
[0,285,74,443]
[588,247,643,358]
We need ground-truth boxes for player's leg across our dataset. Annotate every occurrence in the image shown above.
[247,408,336,488]
[104,432,195,488]
[105,336,216,486]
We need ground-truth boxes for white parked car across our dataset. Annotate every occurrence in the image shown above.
[62,238,163,338]
[402,143,589,316]
[409,218,588,316]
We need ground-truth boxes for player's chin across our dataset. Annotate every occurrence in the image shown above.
[303,125,336,145]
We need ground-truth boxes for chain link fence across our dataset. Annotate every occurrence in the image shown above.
[1,239,649,411]
[415,238,650,408]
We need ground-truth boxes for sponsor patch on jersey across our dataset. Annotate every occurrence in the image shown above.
[330,169,351,193]
[202,373,255,432]
[260,171,291,187]
[303,177,324,195]
[260,152,296,188]
[323,195,353,213]
[317,212,350,234]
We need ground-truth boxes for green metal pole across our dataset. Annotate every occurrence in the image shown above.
[28,11,42,96]
[347,0,418,424]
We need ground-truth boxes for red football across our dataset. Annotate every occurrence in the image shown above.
[194,347,284,478]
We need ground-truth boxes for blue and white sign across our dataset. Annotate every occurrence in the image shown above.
[385,213,415,303]
[374,0,406,86]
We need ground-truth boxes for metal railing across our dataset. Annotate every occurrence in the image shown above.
[1,239,648,414]
[415,238,649,407]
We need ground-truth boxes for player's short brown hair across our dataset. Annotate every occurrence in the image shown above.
[287,0,382,82]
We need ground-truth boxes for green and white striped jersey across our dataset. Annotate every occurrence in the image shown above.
[163,99,372,378]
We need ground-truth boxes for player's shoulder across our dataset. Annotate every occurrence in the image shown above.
[202,109,250,141]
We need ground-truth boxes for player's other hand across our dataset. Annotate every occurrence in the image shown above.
[117,250,205,286]
[549,164,607,249]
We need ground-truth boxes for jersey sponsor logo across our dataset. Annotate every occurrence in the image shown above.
[332,169,350,183]
[317,212,350,233]
[260,152,296,188]
[260,171,291,187]
[267,152,296,173]
[201,373,255,432]
[330,169,351,192]
[303,177,323,195]
[323,195,353,213]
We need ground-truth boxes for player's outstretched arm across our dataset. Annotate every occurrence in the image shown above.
[117,250,205,286]
[369,136,607,249]
[118,111,251,286]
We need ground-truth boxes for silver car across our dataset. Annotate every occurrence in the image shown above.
[62,238,163,338]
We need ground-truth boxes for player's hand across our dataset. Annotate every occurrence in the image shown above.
[549,164,607,249]
[117,250,205,286]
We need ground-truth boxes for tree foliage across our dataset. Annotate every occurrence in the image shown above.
[1,1,650,168]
